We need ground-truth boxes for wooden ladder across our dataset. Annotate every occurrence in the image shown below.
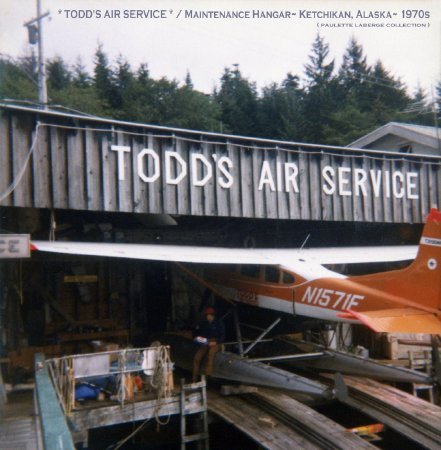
[180,376,209,450]
[409,350,435,403]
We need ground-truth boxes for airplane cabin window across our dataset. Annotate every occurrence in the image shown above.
[265,266,280,283]
[282,271,295,284]
[241,264,261,278]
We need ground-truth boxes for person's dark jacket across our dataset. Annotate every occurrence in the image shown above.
[193,318,225,344]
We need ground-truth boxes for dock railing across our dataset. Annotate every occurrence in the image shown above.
[45,345,174,416]
[34,353,75,450]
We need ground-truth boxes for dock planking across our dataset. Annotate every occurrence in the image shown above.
[208,388,375,450]
[338,376,441,449]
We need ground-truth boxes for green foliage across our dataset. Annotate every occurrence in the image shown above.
[258,79,302,141]
[215,66,259,135]
[436,81,441,115]
[0,38,431,145]
[0,57,37,101]
[300,34,340,143]
[47,56,71,90]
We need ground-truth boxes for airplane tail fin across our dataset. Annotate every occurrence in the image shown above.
[397,208,441,311]
[356,208,441,312]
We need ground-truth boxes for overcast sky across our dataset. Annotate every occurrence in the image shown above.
[1,0,440,98]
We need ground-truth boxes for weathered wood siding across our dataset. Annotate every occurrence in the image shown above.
[1,105,440,223]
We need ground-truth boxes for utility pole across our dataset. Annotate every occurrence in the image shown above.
[24,0,50,107]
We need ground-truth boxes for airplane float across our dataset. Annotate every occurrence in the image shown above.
[30,208,441,397]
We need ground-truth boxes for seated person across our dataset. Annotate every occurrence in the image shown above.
[192,307,225,382]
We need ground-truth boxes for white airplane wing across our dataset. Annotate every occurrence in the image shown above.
[31,240,418,266]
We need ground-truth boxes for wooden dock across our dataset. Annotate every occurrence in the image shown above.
[339,376,441,449]
[208,388,375,450]
[0,390,40,450]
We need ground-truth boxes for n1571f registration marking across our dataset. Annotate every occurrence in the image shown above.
[301,287,364,310]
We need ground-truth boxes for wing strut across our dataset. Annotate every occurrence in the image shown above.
[243,318,281,355]
[174,262,234,305]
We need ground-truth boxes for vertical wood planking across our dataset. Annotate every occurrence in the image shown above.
[392,159,403,224]
[402,160,412,224]
[287,150,301,220]
[276,150,289,220]
[331,155,343,222]
[50,127,68,208]
[32,124,51,208]
[340,156,353,221]
[67,129,86,210]
[203,142,217,216]
[115,130,133,213]
[240,146,254,218]
[2,108,441,224]
[320,153,333,221]
[418,158,429,221]
[262,149,278,219]
[85,128,103,211]
[147,134,162,214]
[298,150,310,220]
[351,157,363,222]
[189,139,203,216]
[229,142,242,218]
[177,138,191,215]
[0,113,12,206]
[362,156,374,222]
[252,146,265,218]
[309,153,321,221]
[161,137,177,215]
[101,130,117,211]
[371,158,384,223]
[215,144,231,217]
[427,162,439,211]
[382,157,393,223]
[132,133,148,213]
[11,115,33,206]
[410,160,421,223]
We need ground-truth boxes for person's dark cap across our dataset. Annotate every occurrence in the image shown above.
[204,306,215,315]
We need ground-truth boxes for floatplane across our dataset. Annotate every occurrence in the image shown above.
[30,209,441,398]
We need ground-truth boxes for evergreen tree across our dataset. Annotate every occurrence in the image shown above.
[400,84,433,125]
[93,44,114,110]
[112,55,135,114]
[258,74,303,140]
[127,63,156,122]
[72,57,91,88]
[324,95,376,146]
[184,71,194,89]
[171,85,221,131]
[304,33,335,88]
[338,37,371,110]
[46,56,71,91]
[301,34,338,142]
[215,65,259,135]
[367,61,410,112]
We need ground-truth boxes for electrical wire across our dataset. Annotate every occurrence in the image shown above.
[1,117,439,203]
[0,122,41,201]
[32,121,441,166]
[106,416,152,450]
